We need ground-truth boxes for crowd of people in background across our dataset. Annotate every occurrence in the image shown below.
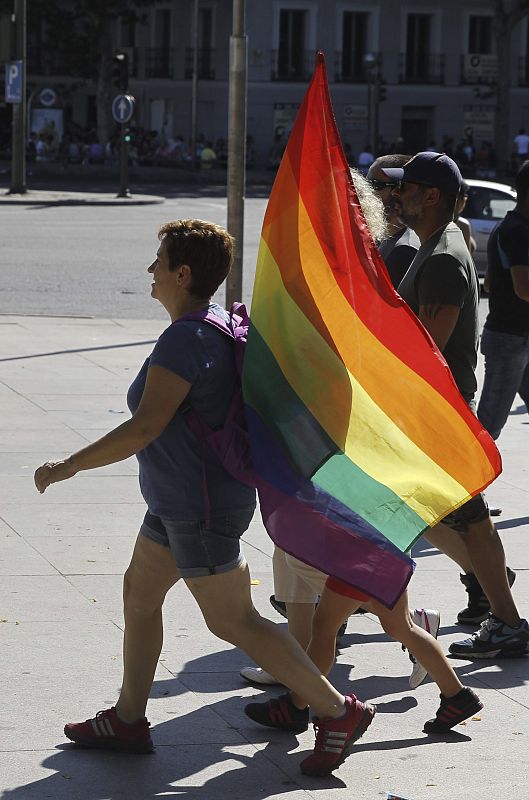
[347,133,499,180]
[0,119,525,181]
[16,123,257,172]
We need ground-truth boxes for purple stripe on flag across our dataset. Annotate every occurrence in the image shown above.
[246,406,414,608]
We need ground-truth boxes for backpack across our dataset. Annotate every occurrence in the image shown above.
[177,303,256,521]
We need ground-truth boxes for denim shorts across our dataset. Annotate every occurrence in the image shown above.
[140,505,255,578]
[441,492,490,533]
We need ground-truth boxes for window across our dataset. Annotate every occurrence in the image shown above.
[465,187,515,221]
[198,7,214,78]
[468,15,493,54]
[278,9,307,79]
[155,9,171,51]
[147,8,173,78]
[185,5,216,80]
[406,14,432,79]
[341,11,369,80]
[120,16,136,48]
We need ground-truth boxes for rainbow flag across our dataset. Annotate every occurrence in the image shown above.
[242,53,501,608]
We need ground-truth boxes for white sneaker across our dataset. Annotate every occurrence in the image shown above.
[408,608,441,689]
[239,666,282,685]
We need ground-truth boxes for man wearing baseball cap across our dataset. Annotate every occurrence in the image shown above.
[382,152,529,660]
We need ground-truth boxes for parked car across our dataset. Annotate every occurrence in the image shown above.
[464,179,517,276]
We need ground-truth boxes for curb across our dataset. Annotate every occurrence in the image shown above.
[0,191,165,206]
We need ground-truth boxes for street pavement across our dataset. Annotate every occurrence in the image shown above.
[1,183,528,799]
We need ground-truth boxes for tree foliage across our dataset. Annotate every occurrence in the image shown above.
[12,0,155,143]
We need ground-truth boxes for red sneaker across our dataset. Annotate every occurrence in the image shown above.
[64,707,154,753]
[300,694,376,776]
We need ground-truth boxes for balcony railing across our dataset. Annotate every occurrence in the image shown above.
[334,51,382,83]
[271,49,313,81]
[399,53,444,84]
[184,48,216,80]
[145,48,174,79]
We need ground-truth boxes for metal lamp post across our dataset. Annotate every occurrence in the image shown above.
[363,52,378,156]
[225,0,247,307]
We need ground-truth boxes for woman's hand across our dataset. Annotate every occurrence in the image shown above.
[34,458,77,494]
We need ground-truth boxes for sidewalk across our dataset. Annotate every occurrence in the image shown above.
[1,314,528,800]
[0,189,164,206]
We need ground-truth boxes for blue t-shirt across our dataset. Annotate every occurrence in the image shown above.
[126,303,256,519]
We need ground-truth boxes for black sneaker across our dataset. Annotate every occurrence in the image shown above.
[423,688,483,733]
[244,693,309,733]
[457,567,516,625]
[449,614,529,659]
[269,595,288,619]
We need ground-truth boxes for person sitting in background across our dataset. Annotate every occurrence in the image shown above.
[200,141,217,170]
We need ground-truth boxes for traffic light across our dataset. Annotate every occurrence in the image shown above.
[112,51,129,91]
[376,78,387,103]
[123,127,132,144]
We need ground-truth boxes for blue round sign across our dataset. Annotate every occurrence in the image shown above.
[112,94,135,124]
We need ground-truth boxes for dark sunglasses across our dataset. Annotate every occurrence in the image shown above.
[369,179,398,191]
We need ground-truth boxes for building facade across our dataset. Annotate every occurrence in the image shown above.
[5,0,529,166]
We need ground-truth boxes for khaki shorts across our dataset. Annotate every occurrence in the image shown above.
[272,546,327,603]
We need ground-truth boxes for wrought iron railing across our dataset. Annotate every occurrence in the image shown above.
[271,49,314,81]
[184,48,216,80]
[145,48,174,79]
[399,52,444,84]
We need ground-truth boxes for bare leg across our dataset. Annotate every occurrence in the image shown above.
[115,534,180,722]
[290,590,362,709]
[185,561,346,719]
[423,522,473,573]
[373,591,462,697]
[292,586,463,707]
[285,601,315,651]
[463,518,519,626]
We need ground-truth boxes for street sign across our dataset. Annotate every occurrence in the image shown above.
[112,94,135,124]
[39,87,57,107]
[5,60,22,103]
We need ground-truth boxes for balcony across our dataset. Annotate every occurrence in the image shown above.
[334,51,382,83]
[271,49,313,81]
[399,53,444,84]
[145,48,174,79]
[184,48,216,80]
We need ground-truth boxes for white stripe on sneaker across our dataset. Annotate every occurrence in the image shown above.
[102,717,115,737]
[91,719,101,737]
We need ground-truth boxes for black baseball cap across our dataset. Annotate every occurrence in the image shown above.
[381,151,463,195]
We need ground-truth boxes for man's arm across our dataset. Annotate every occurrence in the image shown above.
[510,265,529,302]
[418,303,461,351]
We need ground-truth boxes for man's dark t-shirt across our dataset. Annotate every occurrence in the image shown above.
[379,227,420,288]
[484,210,529,336]
[398,222,479,403]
